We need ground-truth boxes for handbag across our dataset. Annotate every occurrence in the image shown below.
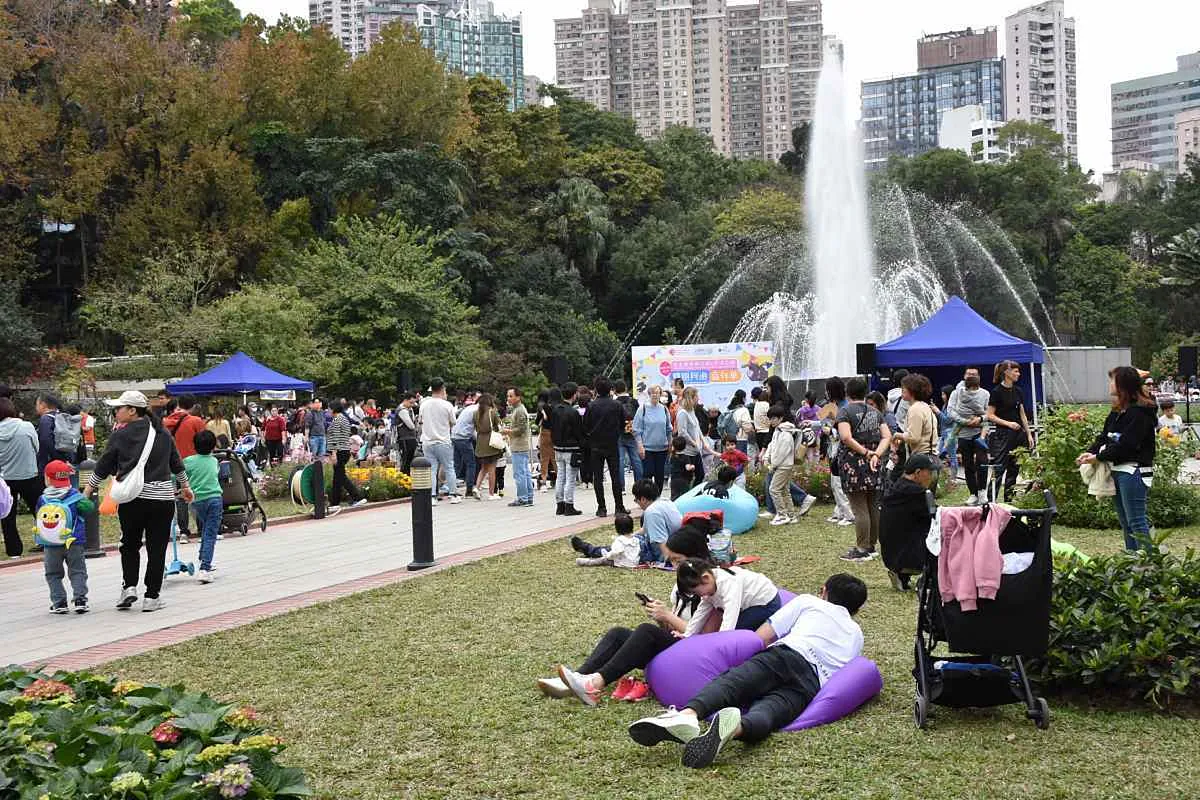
[108,423,156,504]
[489,430,506,451]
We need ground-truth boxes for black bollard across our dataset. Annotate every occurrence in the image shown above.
[407,456,437,570]
[83,502,106,559]
[310,459,327,520]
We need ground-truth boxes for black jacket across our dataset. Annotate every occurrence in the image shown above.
[1089,404,1156,468]
[92,416,185,484]
[879,476,932,574]
[616,394,639,440]
[550,401,584,450]
[585,395,625,450]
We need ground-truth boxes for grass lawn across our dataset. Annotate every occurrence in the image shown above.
[100,491,1200,800]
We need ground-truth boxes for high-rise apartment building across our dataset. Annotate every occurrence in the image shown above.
[1110,52,1200,175]
[554,0,823,161]
[1178,107,1200,174]
[938,105,1009,164]
[861,28,1004,170]
[1004,1,1077,159]
[321,1,525,110]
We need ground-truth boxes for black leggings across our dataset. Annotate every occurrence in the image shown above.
[957,437,984,494]
[578,623,676,686]
[330,450,361,505]
[687,645,820,744]
[591,448,623,509]
[118,498,175,599]
[2,475,43,557]
[988,428,1025,501]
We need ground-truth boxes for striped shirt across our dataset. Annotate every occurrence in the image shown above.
[327,414,352,452]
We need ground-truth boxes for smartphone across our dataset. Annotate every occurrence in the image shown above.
[635,592,652,606]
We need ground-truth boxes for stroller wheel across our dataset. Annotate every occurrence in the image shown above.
[258,508,268,532]
[239,523,249,537]
[913,694,929,730]
[1030,696,1050,730]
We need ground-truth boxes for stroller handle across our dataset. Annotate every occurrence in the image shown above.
[924,489,1057,518]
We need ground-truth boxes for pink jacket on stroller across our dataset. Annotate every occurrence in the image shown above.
[937,505,1011,611]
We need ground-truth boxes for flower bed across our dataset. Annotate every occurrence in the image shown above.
[0,667,311,798]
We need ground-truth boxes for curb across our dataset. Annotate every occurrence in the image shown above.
[31,513,607,672]
[0,498,411,571]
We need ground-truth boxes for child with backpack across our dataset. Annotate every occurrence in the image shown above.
[185,431,223,584]
[34,460,91,613]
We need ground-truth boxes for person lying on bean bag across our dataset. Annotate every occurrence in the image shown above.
[628,573,867,769]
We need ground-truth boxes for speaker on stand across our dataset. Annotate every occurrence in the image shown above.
[543,356,569,387]
[855,343,877,377]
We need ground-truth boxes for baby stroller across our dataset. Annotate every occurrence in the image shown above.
[216,449,269,537]
[913,489,1057,731]
[233,433,267,476]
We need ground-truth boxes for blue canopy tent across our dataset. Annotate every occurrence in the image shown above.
[875,296,1045,427]
[165,352,314,401]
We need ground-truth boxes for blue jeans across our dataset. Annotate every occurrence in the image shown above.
[192,497,222,571]
[1112,469,1151,551]
[938,429,959,474]
[511,451,533,502]
[764,470,809,514]
[424,441,457,496]
[618,437,644,483]
[44,540,88,606]
[638,536,663,565]
[555,449,577,504]
[309,435,327,457]
[452,438,477,494]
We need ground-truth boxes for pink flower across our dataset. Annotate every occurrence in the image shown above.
[151,720,181,745]
[21,679,74,701]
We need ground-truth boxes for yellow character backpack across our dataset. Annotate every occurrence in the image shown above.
[34,493,87,548]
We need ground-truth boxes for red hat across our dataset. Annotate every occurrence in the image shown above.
[44,459,75,488]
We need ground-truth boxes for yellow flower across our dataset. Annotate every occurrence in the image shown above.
[197,743,238,763]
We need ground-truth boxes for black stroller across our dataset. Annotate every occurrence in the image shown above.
[215,449,268,537]
[913,489,1057,730]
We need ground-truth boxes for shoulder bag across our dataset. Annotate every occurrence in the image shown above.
[108,424,157,504]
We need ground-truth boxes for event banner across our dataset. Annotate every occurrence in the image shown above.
[631,342,777,410]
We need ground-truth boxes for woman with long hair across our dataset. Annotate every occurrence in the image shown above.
[473,393,504,500]
[535,389,556,491]
[677,387,714,488]
[764,375,793,417]
[986,360,1031,502]
[820,377,854,527]
[83,391,193,612]
[1078,367,1158,551]
[835,377,892,562]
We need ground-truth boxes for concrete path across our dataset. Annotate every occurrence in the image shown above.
[1,486,615,669]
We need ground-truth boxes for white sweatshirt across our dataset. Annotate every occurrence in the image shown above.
[684,567,779,637]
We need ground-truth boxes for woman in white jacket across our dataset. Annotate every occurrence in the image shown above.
[676,559,782,637]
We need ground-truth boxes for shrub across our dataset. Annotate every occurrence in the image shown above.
[258,464,299,500]
[1018,405,1200,528]
[1035,543,1200,707]
[0,667,311,798]
[346,466,412,501]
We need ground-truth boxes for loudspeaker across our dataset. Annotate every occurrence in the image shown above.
[543,356,568,386]
[855,343,876,375]
[397,369,413,394]
[1180,346,1198,378]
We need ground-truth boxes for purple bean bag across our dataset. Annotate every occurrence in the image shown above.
[644,625,883,731]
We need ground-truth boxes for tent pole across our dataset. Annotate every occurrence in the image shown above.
[1030,362,1039,435]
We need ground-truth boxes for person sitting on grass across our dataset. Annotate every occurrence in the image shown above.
[630,478,682,565]
[540,525,715,705]
[628,573,867,769]
[570,512,642,568]
[878,453,937,592]
[676,558,782,637]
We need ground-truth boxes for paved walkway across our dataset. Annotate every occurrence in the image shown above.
[2,487,613,670]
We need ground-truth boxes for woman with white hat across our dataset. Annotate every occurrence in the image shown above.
[83,391,193,612]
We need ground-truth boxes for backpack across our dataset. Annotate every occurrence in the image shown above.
[717,410,739,440]
[52,413,82,455]
[35,493,83,547]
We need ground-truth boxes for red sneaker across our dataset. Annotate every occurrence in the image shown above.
[623,679,651,702]
[610,676,634,701]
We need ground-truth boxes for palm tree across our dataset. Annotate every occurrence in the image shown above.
[1162,226,1200,287]
[536,177,614,283]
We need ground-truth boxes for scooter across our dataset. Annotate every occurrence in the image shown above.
[164,518,195,578]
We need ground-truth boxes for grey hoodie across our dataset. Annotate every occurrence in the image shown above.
[0,417,40,480]
[766,421,798,469]
[949,385,990,439]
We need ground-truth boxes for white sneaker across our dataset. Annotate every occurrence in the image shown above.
[116,586,138,610]
[797,495,817,516]
[825,515,842,524]
[978,491,989,505]
[198,568,216,584]
[487,494,502,501]
[448,495,463,505]
[837,518,855,527]
[556,666,599,706]
[141,596,165,612]
[430,497,440,507]
[535,677,573,699]
[758,511,773,519]
[628,707,701,747]
[352,499,369,507]
[965,493,980,506]
[769,513,792,526]
[326,506,343,516]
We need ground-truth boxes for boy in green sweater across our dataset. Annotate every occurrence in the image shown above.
[185,430,223,583]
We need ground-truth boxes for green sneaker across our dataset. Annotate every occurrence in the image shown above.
[682,707,741,768]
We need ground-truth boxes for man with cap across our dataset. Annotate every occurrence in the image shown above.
[34,459,93,613]
[878,453,938,591]
[84,390,193,612]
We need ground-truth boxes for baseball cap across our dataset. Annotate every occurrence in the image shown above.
[105,390,150,409]
[903,453,939,474]
[44,459,75,488]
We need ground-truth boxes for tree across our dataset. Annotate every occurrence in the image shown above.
[779,122,811,176]
[648,126,736,205]
[714,187,802,238]
[1162,226,1200,288]
[1055,236,1144,346]
[0,281,41,383]
[888,148,980,204]
[536,178,615,284]
[176,0,241,62]
[566,145,664,219]
[299,215,487,393]
[997,120,1065,157]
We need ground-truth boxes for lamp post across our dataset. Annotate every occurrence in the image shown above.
[407,457,437,571]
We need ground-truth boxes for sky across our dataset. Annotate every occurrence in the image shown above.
[238,0,1200,180]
